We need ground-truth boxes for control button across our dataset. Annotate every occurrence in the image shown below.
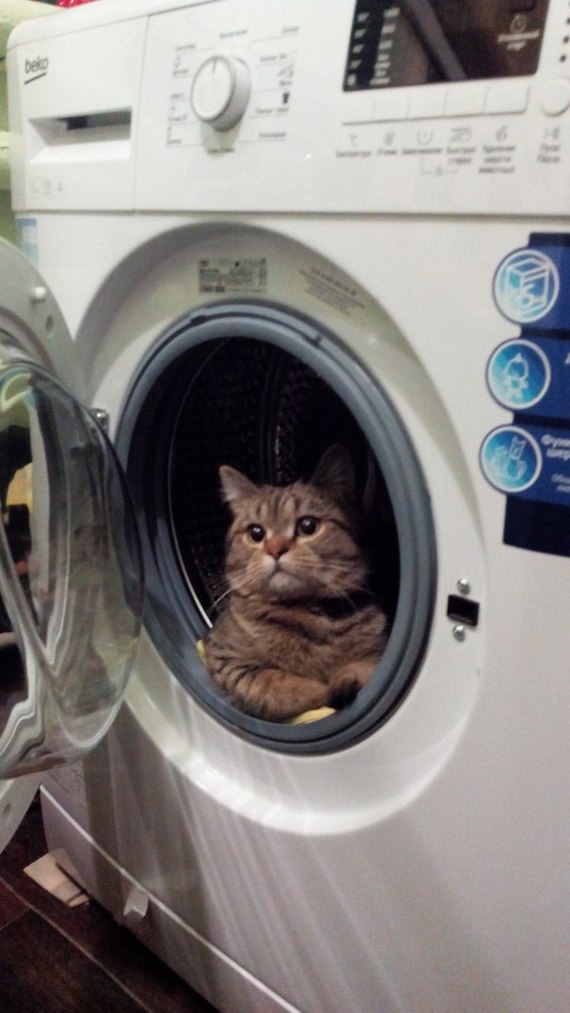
[445,87,485,117]
[191,55,251,131]
[540,78,570,117]
[485,81,529,115]
[408,87,446,120]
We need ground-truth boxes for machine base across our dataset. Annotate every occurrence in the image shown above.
[40,787,296,1013]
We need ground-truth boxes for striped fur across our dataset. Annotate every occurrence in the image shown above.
[203,447,389,721]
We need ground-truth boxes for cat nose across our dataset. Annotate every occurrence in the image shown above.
[265,537,289,559]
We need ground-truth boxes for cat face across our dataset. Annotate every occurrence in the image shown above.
[220,448,368,601]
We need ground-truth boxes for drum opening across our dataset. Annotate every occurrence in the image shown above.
[117,303,436,753]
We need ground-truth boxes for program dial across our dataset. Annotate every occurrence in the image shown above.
[191,55,251,131]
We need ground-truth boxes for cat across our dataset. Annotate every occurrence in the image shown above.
[203,445,389,722]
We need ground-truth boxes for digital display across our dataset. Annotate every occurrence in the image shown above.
[344,1,551,91]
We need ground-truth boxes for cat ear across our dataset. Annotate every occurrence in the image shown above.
[219,465,258,510]
[311,444,355,502]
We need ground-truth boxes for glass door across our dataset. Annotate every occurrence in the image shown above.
[0,360,143,778]
[0,240,143,785]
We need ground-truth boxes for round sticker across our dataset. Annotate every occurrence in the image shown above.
[486,339,551,410]
[493,249,559,324]
[480,426,542,494]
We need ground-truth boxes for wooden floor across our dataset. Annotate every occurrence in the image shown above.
[0,796,216,1013]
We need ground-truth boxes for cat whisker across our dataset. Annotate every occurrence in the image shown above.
[207,586,233,615]
[207,560,271,614]
[315,577,374,603]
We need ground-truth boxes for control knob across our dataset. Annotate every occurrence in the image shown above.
[191,55,251,131]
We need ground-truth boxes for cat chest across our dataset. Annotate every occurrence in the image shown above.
[250,608,378,669]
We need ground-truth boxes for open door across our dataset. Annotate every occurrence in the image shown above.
[0,239,143,851]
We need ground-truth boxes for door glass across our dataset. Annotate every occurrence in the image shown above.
[0,362,143,777]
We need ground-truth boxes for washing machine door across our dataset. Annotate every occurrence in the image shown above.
[0,240,144,852]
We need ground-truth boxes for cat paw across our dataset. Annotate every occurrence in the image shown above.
[240,670,330,722]
[328,659,376,709]
[328,677,362,709]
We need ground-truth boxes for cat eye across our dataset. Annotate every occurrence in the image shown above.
[295,516,320,537]
[247,524,266,543]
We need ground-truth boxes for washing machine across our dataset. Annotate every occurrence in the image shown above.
[3,0,570,1010]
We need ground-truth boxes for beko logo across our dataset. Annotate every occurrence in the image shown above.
[24,56,49,84]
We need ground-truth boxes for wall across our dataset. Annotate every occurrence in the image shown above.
[0,0,59,241]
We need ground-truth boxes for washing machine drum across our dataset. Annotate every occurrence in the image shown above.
[117,303,436,753]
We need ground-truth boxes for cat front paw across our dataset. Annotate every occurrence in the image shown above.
[328,659,376,709]
[237,670,330,722]
[328,677,362,709]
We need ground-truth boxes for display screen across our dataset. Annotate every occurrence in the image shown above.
[344,0,551,90]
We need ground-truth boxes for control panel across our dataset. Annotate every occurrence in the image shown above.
[7,0,570,215]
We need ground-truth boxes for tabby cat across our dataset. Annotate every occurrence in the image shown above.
[203,445,389,722]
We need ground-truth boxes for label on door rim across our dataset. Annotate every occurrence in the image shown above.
[198,256,267,294]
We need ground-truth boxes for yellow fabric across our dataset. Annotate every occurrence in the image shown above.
[287,706,335,724]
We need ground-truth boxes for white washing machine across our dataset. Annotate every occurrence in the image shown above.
[3,1,570,1010]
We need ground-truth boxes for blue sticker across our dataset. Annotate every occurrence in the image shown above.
[481,423,570,506]
[15,216,38,266]
[493,248,559,324]
[487,339,551,411]
[480,426,542,494]
[488,235,570,554]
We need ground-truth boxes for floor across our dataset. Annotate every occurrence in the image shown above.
[0,795,217,1013]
